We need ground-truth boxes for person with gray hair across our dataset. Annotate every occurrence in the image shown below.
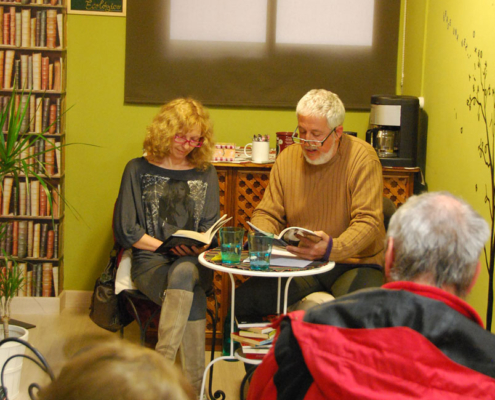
[248,191,495,400]
[386,191,489,297]
[236,88,386,318]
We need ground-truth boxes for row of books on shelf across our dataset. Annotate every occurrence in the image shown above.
[0,50,63,92]
[0,1,62,4]
[1,95,62,134]
[2,178,61,217]
[0,6,63,49]
[0,220,60,259]
[1,260,59,297]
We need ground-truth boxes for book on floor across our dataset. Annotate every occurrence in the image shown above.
[239,328,275,340]
[235,314,278,329]
[155,214,232,254]
[231,332,274,347]
[247,221,321,247]
[241,343,271,354]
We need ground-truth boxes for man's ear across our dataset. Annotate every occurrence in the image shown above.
[335,125,344,140]
[384,237,395,281]
[466,261,481,295]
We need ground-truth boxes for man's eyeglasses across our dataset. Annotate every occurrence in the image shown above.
[174,135,203,148]
[292,127,336,148]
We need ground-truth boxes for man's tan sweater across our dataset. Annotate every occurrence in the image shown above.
[251,134,385,265]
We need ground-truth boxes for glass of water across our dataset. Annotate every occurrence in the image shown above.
[247,231,274,271]
[219,227,245,265]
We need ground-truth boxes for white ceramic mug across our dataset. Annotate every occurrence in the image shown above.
[244,141,270,163]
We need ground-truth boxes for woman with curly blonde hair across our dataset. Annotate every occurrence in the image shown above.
[114,98,219,396]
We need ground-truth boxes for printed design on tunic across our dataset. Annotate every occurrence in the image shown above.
[141,174,208,240]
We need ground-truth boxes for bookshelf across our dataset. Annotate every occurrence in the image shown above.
[0,0,65,302]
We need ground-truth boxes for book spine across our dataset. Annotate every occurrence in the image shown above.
[53,222,58,259]
[11,220,18,256]
[46,229,54,258]
[51,185,59,218]
[30,17,36,47]
[0,7,3,45]
[56,12,62,47]
[40,223,47,257]
[4,50,14,89]
[30,180,39,216]
[39,186,46,217]
[27,268,32,297]
[18,181,26,216]
[3,11,10,46]
[18,220,27,258]
[39,10,45,48]
[29,94,35,132]
[41,56,49,91]
[46,10,56,49]
[48,62,53,90]
[52,265,58,296]
[0,51,4,89]
[45,138,55,175]
[11,185,17,215]
[42,262,52,296]
[19,93,29,133]
[5,222,12,256]
[13,59,20,89]
[33,223,40,258]
[2,177,13,215]
[56,97,60,133]
[15,11,20,47]
[36,263,42,296]
[35,11,40,47]
[32,52,41,90]
[49,104,56,133]
[53,59,60,92]
[9,7,14,47]
[21,9,30,48]
[27,220,33,257]
[42,97,50,131]
[35,96,42,132]
[20,54,28,90]
[19,263,27,297]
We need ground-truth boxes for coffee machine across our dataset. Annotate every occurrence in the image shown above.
[366,95,420,167]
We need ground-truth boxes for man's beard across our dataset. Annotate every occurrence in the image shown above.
[303,138,337,165]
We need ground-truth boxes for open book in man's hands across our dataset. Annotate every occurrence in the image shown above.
[247,221,321,248]
[155,214,232,254]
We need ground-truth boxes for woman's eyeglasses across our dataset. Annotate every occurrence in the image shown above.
[174,135,203,148]
[292,127,336,148]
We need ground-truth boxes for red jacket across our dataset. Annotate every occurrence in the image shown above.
[248,283,495,399]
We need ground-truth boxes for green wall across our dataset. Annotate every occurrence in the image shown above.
[64,16,371,291]
[65,1,495,326]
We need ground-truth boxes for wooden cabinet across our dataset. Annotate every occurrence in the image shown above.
[206,163,419,348]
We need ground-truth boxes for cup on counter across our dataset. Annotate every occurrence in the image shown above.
[247,232,274,271]
[276,132,294,156]
[219,227,245,265]
[244,141,270,163]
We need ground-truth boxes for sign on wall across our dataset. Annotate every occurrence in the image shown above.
[69,0,126,16]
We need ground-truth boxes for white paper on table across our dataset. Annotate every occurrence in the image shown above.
[243,247,313,268]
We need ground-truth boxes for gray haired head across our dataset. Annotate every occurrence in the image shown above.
[387,191,489,297]
[296,89,345,130]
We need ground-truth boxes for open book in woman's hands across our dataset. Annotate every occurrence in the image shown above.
[247,221,321,248]
[155,214,232,254]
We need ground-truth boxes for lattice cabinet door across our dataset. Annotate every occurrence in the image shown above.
[382,168,418,207]
[235,170,270,230]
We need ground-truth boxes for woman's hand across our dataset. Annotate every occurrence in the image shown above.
[285,231,330,261]
[170,243,209,257]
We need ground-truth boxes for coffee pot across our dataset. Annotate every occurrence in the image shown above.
[365,95,420,167]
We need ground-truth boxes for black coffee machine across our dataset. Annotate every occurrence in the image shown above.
[365,95,420,167]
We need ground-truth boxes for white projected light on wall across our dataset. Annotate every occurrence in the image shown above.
[276,0,374,46]
[170,0,268,43]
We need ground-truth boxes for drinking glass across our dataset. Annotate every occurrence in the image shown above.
[219,227,245,265]
[247,232,274,271]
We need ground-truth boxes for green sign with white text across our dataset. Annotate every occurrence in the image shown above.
[69,0,125,15]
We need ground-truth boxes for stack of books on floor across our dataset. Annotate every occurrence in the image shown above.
[231,326,276,360]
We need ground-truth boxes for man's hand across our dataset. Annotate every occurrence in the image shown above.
[286,231,330,261]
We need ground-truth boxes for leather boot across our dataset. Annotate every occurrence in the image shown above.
[155,289,194,361]
[180,319,206,396]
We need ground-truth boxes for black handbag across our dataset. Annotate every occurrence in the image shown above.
[89,244,134,332]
